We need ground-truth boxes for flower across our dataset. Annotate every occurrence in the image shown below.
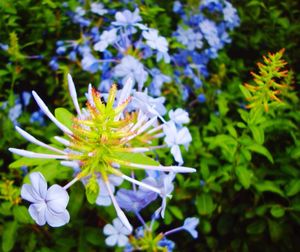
[112,9,146,30]
[104,218,132,247]
[142,29,168,53]
[182,217,199,238]
[114,56,148,88]
[168,108,190,125]
[94,29,117,52]
[21,172,70,227]
[91,3,108,16]
[9,74,196,231]
[163,122,192,165]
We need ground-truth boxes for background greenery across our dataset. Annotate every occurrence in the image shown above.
[0,0,299,251]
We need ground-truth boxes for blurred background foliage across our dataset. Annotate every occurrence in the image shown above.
[0,0,299,251]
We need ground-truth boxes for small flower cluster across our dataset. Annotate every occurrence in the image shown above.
[9,75,194,230]
[103,213,199,251]
[172,0,240,100]
[52,4,171,97]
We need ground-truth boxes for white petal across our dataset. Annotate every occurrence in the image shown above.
[45,208,70,227]
[46,185,69,213]
[29,203,46,226]
[113,218,123,231]
[29,172,47,199]
[21,184,43,202]
[117,234,129,247]
[105,234,118,247]
[171,145,183,165]
[67,74,81,116]
[104,224,117,236]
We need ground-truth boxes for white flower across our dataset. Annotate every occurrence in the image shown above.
[94,29,117,52]
[163,121,192,165]
[169,108,190,125]
[21,172,70,227]
[103,218,132,247]
[142,29,168,53]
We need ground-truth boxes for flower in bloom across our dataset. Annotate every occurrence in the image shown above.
[163,122,192,165]
[182,217,199,238]
[169,108,190,126]
[142,29,168,53]
[21,172,70,227]
[114,56,148,89]
[104,218,132,247]
[91,2,108,16]
[94,29,117,52]
[112,9,146,30]
[9,74,196,231]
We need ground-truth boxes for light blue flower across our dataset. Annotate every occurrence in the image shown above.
[223,1,240,29]
[149,68,171,97]
[114,56,148,88]
[91,2,108,16]
[182,217,199,238]
[30,109,45,125]
[168,108,190,126]
[199,20,221,49]
[176,27,203,50]
[96,175,123,206]
[103,218,132,247]
[158,237,175,251]
[116,188,157,212]
[8,104,22,124]
[94,29,117,52]
[22,91,31,106]
[21,172,70,227]
[131,90,166,117]
[81,53,99,73]
[142,29,168,53]
[163,121,192,165]
[112,9,146,30]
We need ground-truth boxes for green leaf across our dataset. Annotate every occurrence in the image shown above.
[270,206,285,218]
[13,205,34,224]
[2,221,18,252]
[254,181,284,197]
[285,179,300,197]
[54,107,74,130]
[239,85,252,99]
[85,177,99,204]
[114,152,160,168]
[246,144,274,163]
[235,166,253,189]
[249,125,264,144]
[267,219,282,242]
[246,219,266,234]
[9,157,50,169]
[169,206,183,220]
[196,194,215,216]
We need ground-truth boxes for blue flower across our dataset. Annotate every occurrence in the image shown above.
[116,188,157,213]
[158,237,175,251]
[91,2,108,16]
[114,56,148,88]
[94,29,117,52]
[30,110,45,125]
[149,68,171,97]
[112,9,146,30]
[182,217,199,238]
[49,57,59,70]
[197,94,206,103]
[81,53,99,73]
[169,108,190,126]
[21,172,70,227]
[163,122,192,165]
[8,104,22,124]
[142,29,168,53]
[103,218,132,247]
